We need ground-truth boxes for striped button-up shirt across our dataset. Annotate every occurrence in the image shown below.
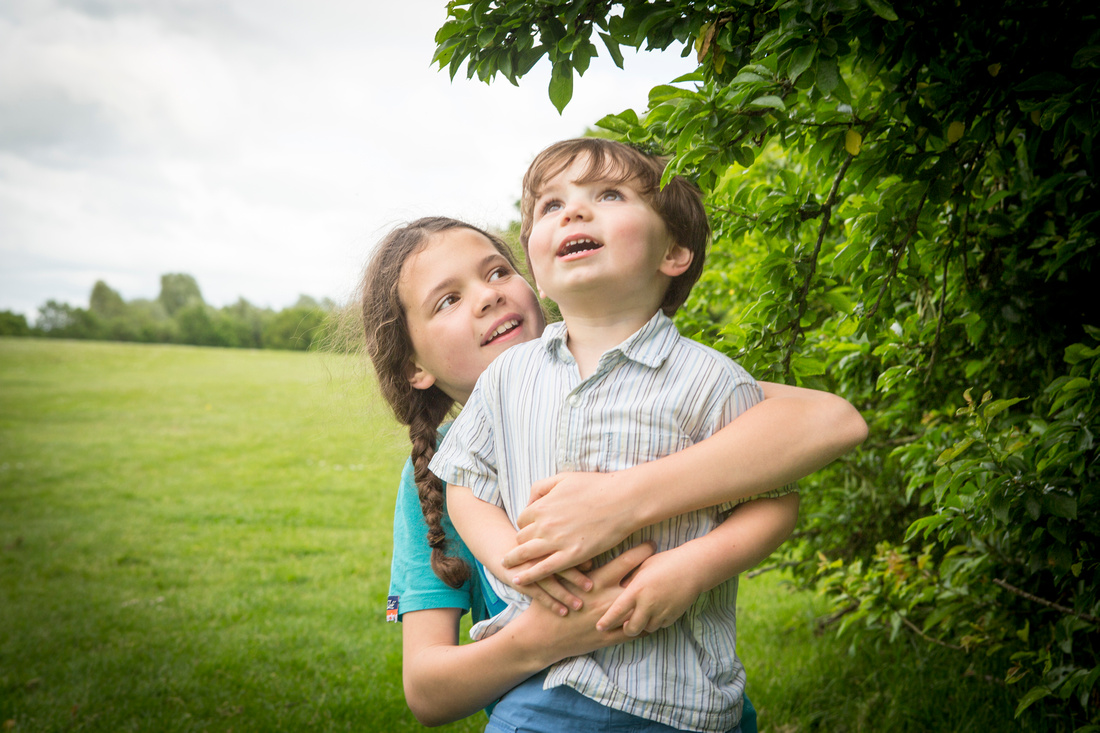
[430,311,790,732]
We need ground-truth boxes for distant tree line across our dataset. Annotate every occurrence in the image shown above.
[0,273,337,351]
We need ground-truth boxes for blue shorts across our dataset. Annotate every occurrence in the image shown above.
[486,672,750,733]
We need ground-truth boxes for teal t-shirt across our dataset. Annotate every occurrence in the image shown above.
[387,427,504,623]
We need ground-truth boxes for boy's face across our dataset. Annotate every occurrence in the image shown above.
[398,227,545,404]
[526,154,691,315]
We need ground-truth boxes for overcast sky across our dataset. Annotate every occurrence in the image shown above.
[0,0,695,321]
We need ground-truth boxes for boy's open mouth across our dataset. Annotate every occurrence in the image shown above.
[557,237,603,258]
[482,318,521,346]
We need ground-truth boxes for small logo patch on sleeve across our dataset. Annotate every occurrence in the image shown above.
[386,595,399,622]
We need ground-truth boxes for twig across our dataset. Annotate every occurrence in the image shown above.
[993,578,1100,625]
[865,190,929,319]
[924,240,953,384]
[781,154,854,379]
[747,561,800,578]
[814,601,859,633]
[898,613,964,650]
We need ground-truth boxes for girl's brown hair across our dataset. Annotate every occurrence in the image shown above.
[361,216,520,588]
[519,138,710,316]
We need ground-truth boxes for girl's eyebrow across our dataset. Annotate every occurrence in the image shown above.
[419,253,508,310]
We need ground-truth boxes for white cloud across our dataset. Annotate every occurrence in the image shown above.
[0,0,694,320]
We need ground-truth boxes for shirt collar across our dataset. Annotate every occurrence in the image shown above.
[542,310,678,369]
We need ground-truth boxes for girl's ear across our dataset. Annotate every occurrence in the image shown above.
[406,360,437,391]
[659,243,693,278]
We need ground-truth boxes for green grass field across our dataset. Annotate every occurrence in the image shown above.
[0,338,1024,732]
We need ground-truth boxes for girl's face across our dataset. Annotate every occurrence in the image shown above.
[398,227,545,404]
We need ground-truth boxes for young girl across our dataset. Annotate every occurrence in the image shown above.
[362,217,866,727]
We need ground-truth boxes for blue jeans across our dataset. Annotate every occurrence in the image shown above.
[486,672,750,733]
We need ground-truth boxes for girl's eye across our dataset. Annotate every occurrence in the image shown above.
[435,294,458,312]
[488,266,511,282]
[599,189,624,202]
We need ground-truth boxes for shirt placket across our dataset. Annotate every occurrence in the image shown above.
[555,350,623,473]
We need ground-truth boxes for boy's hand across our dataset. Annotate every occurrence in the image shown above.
[595,550,702,636]
[508,561,593,616]
[503,471,637,584]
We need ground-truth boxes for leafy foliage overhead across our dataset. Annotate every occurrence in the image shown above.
[436,1,1099,728]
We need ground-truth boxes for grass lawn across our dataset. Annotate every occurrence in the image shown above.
[0,338,1027,731]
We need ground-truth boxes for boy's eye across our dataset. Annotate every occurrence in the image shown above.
[539,199,562,215]
[599,189,624,202]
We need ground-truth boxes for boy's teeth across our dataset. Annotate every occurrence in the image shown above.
[560,238,601,256]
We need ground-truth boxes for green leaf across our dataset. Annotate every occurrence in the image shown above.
[905,513,950,541]
[732,146,755,167]
[599,32,625,69]
[1043,493,1077,520]
[595,113,639,135]
[1014,686,1052,717]
[649,85,690,104]
[816,56,839,94]
[937,437,975,465]
[982,397,1026,420]
[788,44,816,82]
[748,95,786,111]
[863,0,899,21]
[548,60,573,113]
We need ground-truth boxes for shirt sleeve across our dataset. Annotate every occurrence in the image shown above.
[388,456,478,620]
[428,376,504,507]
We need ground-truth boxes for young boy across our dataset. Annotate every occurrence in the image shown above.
[429,138,798,732]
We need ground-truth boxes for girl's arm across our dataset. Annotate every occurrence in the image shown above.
[401,543,654,726]
[506,383,866,584]
[598,492,800,635]
[447,484,591,615]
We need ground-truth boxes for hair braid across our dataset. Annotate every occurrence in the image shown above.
[407,397,470,588]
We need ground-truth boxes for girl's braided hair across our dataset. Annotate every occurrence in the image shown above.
[360,216,520,588]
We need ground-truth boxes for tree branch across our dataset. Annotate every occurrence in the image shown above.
[781,153,854,379]
[993,578,1100,625]
[865,189,929,320]
[747,560,800,578]
[898,612,964,651]
[814,601,859,634]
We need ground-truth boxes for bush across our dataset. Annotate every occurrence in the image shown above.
[436,1,1100,727]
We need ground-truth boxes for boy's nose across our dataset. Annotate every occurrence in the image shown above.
[562,198,589,222]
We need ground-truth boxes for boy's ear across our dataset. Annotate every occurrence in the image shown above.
[405,359,437,391]
[659,243,693,278]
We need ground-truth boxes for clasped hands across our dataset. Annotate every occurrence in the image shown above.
[499,471,703,638]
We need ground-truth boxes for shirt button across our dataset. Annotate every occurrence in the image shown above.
[568,394,581,407]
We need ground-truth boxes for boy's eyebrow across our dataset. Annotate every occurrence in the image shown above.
[418,253,509,310]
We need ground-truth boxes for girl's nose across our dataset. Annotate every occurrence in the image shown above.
[476,283,505,312]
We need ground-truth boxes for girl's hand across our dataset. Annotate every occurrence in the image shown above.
[595,550,702,637]
[523,542,657,656]
[503,471,638,584]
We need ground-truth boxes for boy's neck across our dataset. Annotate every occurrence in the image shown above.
[559,303,662,380]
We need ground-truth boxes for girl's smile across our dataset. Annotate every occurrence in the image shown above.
[398,227,545,404]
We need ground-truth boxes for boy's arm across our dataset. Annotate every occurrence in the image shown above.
[596,492,800,635]
[446,484,589,615]
[506,382,865,583]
